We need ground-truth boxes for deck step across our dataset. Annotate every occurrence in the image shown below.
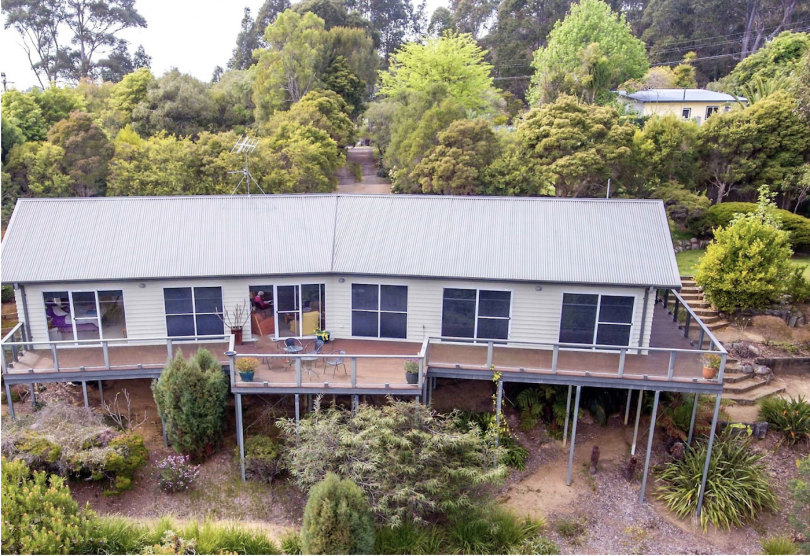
[679,292,703,300]
[723,371,751,384]
[723,378,768,394]
[725,383,787,405]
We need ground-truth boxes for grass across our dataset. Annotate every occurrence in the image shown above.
[676,249,810,279]
[761,535,799,555]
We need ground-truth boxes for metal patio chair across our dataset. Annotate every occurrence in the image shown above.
[323,349,347,377]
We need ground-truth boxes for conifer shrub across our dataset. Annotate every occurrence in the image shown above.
[1,457,96,555]
[301,473,375,555]
[152,348,229,461]
[244,434,284,482]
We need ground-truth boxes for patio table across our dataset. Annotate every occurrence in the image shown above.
[301,353,319,378]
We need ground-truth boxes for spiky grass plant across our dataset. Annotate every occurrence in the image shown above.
[758,396,810,447]
[761,535,799,555]
[657,434,778,531]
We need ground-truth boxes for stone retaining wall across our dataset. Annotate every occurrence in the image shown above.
[754,357,810,375]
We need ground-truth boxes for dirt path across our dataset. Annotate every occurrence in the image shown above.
[336,146,391,194]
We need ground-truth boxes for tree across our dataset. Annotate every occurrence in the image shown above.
[427,5,452,36]
[252,10,328,119]
[321,55,366,116]
[514,94,634,197]
[344,0,425,59]
[723,31,810,93]
[529,0,648,104]
[1,89,48,141]
[151,349,229,462]
[108,67,155,124]
[631,114,699,192]
[380,31,497,114]
[258,123,341,193]
[96,40,151,82]
[2,0,67,87]
[211,69,256,131]
[229,0,294,70]
[30,84,87,127]
[1,114,25,163]
[277,398,506,525]
[450,0,498,39]
[696,186,800,312]
[410,119,500,195]
[293,0,370,30]
[47,111,114,196]
[794,51,810,120]
[301,474,375,555]
[5,141,72,197]
[268,89,355,147]
[1,458,96,555]
[131,69,216,138]
[324,26,379,109]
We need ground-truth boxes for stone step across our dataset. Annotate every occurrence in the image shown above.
[707,321,731,331]
[723,378,769,394]
[693,308,717,317]
[724,383,787,405]
[699,315,721,324]
[681,281,697,288]
[723,371,752,384]
[725,359,739,371]
[687,301,710,309]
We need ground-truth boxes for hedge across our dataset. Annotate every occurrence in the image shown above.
[690,202,810,249]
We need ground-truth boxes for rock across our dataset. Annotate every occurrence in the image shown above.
[742,364,755,374]
[799,316,806,326]
[752,421,769,439]
[754,365,771,375]
[580,411,595,425]
[748,344,761,356]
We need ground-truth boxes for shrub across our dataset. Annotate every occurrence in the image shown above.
[280,531,302,555]
[236,357,260,373]
[788,456,810,552]
[374,521,446,555]
[156,454,201,493]
[695,187,798,312]
[761,535,799,555]
[301,473,375,555]
[1,285,14,302]
[458,411,528,470]
[656,434,778,530]
[1,457,96,555]
[244,435,283,483]
[758,396,810,447]
[691,201,810,249]
[152,349,229,461]
[554,516,586,539]
[1,404,148,495]
[349,161,363,182]
[278,398,506,525]
[447,506,544,555]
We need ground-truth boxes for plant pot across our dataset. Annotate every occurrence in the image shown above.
[231,326,243,346]
[405,372,418,385]
[702,366,717,380]
[239,370,254,382]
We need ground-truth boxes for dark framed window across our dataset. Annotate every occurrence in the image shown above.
[164,287,224,337]
[351,284,408,339]
[559,293,634,347]
[441,288,511,340]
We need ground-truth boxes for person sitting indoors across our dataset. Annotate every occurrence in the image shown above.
[254,291,271,311]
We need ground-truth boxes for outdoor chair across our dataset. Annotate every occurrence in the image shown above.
[301,339,325,378]
[324,349,347,377]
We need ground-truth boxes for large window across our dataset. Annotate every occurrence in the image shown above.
[559,293,634,347]
[351,284,408,339]
[43,290,126,341]
[164,287,224,337]
[441,288,511,340]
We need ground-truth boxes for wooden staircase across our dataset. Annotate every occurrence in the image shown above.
[679,276,730,332]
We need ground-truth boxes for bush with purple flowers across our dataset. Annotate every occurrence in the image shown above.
[156,454,201,493]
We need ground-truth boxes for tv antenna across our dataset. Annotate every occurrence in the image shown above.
[228,135,265,195]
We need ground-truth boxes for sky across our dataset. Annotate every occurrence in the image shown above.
[1,0,449,91]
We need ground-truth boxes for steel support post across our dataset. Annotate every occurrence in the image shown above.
[29,383,36,406]
[639,390,660,503]
[82,381,88,408]
[5,382,15,419]
[687,392,699,446]
[352,394,358,411]
[631,390,644,455]
[98,380,104,405]
[494,380,503,449]
[563,385,573,448]
[624,389,633,425]
[235,394,246,482]
[295,394,300,434]
[697,394,723,517]
[566,385,582,486]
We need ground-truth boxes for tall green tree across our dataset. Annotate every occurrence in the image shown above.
[108,67,155,124]
[211,69,256,131]
[631,114,700,192]
[47,111,114,196]
[268,89,355,146]
[252,10,328,119]
[344,0,425,59]
[0,89,48,141]
[723,31,810,93]
[30,85,87,128]
[380,31,497,114]
[131,69,216,138]
[529,0,648,104]
[513,94,634,197]
[5,141,71,197]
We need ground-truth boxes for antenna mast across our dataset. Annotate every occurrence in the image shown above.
[229,135,264,195]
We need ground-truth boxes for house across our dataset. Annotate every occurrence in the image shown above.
[0,194,727,506]
[617,89,746,124]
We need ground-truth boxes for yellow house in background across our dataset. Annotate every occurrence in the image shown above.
[616,89,746,125]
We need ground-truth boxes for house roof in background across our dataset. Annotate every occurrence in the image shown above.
[617,89,744,103]
[1,195,681,288]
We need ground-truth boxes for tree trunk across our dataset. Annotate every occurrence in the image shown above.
[741,0,761,59]
[715,182,728,205]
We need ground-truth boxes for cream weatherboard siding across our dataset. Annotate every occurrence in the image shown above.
[21,276,655,349]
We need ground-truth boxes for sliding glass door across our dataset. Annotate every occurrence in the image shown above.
[275,284,326,338]
[43,290,127,343]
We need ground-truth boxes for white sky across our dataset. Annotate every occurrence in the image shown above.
[1,0,449,91]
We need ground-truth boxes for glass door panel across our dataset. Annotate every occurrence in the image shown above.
[69,291,101,341]
[277,285,300,337]
[99,290,127,340]
[301,283,325,334]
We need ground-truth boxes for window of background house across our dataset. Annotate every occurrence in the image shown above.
[681,108,691,119]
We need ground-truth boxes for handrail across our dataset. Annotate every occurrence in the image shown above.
[0,333,231,347]
[426,336,724,356]
[668,289,727,354]
[235,352,418,359]
[1,322,23,344]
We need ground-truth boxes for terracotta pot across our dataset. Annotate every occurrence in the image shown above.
[702,366,717,380]
[231,326,243,345]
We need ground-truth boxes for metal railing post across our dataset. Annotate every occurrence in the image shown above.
[551,345,559,373]
[351,357,357,387]
[1,346,6,374]
[226,350,236,386]
[295,358,302,387]
[697,329,705,351]
[717,352,727,383]
[167,339,173,360]
[417,357,424,388]
[673,298,679,322]
[51,343,59,371]
[11,343,18,362]
[618,348,626,378]
[663,289,669,311]
[684,313,691,338]
[486,342,493,368]
[667,351,677,380]
[102,341,110,370]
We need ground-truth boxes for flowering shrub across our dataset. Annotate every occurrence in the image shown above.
[156,455,201,493]
[236,357,260,373]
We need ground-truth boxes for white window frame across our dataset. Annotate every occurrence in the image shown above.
[705,106,719,119]
[681,107,691,119]
[273,283,325,339]
[42,289,127,345]
[440,287,513,341]
[163,286,224,338]
[350,283,408,339]
[559,293,636,347]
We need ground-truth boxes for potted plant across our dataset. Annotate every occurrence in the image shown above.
[702,354,721,379]
[404,359,419,384]
[217,302,249,345]
[236,357,259,382]
[314,328,330,342]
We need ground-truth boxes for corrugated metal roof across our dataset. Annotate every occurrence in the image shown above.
[1,195,681,288]
[617,89,743,103]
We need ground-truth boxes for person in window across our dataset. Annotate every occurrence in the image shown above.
[254,291,270,311]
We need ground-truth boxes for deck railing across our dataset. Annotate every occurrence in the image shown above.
[1,330,233,375]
